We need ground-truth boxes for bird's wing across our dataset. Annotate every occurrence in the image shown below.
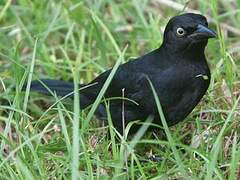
[123,65,191,113]
[88,61,190,111]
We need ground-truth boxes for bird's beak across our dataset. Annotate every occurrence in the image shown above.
[190,24,217,40]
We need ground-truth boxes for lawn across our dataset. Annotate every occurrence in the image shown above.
[0,0,239,179]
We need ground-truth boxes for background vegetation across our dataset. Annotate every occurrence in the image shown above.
[0,0,239,179]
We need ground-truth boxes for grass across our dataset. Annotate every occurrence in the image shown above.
[0,0,240,179]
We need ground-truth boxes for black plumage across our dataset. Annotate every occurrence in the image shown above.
[28,13,216,132]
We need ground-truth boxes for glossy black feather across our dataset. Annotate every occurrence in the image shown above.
[28,13,216,133]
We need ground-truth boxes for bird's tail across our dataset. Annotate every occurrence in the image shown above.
[28,79,75,97]
[27,79,93,108]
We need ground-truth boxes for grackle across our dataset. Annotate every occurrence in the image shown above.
[28,13,216,133]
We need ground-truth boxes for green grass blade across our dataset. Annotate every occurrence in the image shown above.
[206,96,240,179]
[23,38,38,112]
[229,132,239,180]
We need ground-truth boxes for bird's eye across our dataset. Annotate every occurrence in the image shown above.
[176,27,185,37]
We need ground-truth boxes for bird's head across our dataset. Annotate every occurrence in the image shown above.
[162,13,216,53]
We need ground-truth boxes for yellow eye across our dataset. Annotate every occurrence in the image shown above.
[176,27,185,37]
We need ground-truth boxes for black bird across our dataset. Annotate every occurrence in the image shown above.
[28,13,216,133]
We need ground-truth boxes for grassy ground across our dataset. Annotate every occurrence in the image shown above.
[0,0,240,179]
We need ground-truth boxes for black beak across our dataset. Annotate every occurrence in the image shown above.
[190,24,217,39]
